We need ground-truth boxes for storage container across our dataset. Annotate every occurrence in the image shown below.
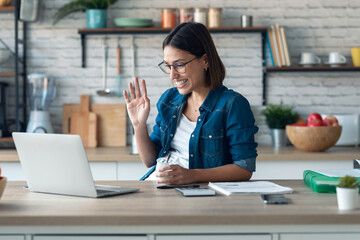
[179,8,193,24]
[208,8,222,28]
[162,8,177,28]
[194,8,207,26]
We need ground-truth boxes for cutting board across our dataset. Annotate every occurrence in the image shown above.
[70,95,98,147]
[63,102,126,147]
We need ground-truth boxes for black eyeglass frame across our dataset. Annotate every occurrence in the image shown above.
[158,56,199,74]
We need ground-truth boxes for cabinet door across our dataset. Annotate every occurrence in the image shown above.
[89,162,117,180]
[156,234,271,240]
[0,236,24,240]
[117,162,149,180]
[280,233,360,240]
[34,236,147,240]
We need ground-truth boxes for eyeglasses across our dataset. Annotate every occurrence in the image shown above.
[158,56,198,74]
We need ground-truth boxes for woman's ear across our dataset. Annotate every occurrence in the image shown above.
[202,54,209,70]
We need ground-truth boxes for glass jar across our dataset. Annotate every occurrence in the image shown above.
[162,8,177,28]
[208,8,222,28]
[193,8,207,26]
[179,8,193,24]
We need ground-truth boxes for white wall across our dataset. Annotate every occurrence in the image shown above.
[0,0,359,145]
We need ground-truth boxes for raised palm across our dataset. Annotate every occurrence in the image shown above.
[123,78,150,128]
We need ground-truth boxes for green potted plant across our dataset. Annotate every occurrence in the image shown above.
[336,175,359,210]
[52,0,119,28]
[262,101,299,147]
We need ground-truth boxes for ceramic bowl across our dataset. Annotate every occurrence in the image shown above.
[0,177,7,199]
[286,125,342,152]
[114,18,153,28]
[0,49,11,65]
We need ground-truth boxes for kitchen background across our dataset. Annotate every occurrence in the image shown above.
[0,0,359,146]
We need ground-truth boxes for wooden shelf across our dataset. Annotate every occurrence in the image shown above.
[0,6,14,12]
[265,66,360,72]
[0,72,16,77]
[0,137,13,142]
[78,26,268,35]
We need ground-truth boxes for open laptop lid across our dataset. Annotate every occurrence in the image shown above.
[13,132,98,198]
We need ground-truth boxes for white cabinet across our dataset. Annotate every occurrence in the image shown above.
[0,236,24,240]
[252,159,353,180]
[89,162,117,180]
[117,161,148,180]
[0,161,148,181]
[280,233,360,240]
[0,162,25,180]
[156,235,271,240]
[34,236,148,240]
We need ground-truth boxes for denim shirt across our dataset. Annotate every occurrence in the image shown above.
[141,85,259,180]
[141,85,258,180]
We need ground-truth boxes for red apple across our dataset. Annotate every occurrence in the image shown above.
[323,115,339,126]
[291,122,307,126]
[307,113,324,127]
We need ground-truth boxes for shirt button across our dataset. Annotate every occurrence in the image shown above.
[198,118,201,122]
[209,135,212,139]
[200,107,203,111]
[191,134,195,138]
[164,151,167,154]
[172,115,176,118]
[190,154,194,158]
[170,134,174,137]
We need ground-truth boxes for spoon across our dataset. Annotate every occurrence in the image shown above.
[97,39,114,96]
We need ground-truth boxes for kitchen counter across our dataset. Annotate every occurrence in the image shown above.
[0,180,359,237]
[0,145,359,162]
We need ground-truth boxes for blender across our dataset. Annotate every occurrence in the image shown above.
[26,73,56,133]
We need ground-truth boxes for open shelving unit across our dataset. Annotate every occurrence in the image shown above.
[78,27,268,104]
[78,26,360,105]
[0,1,27,140]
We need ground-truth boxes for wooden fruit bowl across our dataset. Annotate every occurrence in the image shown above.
[0,177,6,199]
[286,125,342,152]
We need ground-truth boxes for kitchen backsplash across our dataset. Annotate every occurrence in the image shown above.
[0,0,359,145]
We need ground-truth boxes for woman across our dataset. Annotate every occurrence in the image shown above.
[123,22,258,185]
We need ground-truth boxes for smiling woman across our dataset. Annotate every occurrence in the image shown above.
[123,22,258,185]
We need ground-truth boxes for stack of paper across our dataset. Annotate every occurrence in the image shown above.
[208,181,293,196]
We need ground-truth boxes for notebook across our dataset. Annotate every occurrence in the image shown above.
[12,132,139,198]
[208,181,293,196]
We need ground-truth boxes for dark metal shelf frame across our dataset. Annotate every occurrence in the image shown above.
[0,1,28,133]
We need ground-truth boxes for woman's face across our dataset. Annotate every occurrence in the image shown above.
[163,46,208,95]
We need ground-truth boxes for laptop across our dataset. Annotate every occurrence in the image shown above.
[12,132,139,198]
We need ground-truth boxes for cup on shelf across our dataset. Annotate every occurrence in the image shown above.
[240,15,252,27]
[351,47,360,67]
[299,52,321,66]
[326,52,346,66]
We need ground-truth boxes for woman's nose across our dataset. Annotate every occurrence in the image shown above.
[169,66,179,79]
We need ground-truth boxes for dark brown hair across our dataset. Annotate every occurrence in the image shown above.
[162,22,226,89]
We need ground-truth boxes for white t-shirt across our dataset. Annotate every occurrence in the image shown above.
[146,114,196,180]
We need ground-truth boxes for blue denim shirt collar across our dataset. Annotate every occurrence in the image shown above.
[168,85,224,112]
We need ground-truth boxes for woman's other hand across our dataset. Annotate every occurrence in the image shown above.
[157,165,195,185]
[123,78,150,128]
